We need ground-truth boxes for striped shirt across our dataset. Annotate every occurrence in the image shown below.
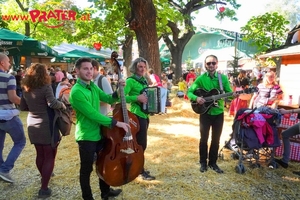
[254,83,283,108]
[0,70,16,110]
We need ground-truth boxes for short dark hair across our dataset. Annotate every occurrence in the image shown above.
[91,59,100,70]
[204,55,218,63]
[74,57,92,69]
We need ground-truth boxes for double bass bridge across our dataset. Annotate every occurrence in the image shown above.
[123,135,133,141]
[120,148,135,154]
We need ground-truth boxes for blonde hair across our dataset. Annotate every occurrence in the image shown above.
[263,71,278,87]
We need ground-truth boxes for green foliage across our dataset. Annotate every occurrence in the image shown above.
[240,12,290,53]
[79,0,132,49]
[264,0,300,29]
[207,0,240,21]
[0,10,8,28]
[185,56,193,70]
[228,55,242,75]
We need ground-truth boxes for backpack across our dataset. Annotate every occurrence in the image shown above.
[97,75,105,90]
[54,87,74,136]
[97,74,118,92]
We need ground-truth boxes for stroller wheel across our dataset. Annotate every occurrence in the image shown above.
[235,164,246,174]
[268,161,278,169]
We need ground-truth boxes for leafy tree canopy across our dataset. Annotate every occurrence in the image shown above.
[240,12,290,53]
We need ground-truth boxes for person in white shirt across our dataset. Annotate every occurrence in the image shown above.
[55,78,70,99]
[66,71,73,80]
[92,60,113,115]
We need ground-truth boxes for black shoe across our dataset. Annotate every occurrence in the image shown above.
[200,163,207,173]
[274,158,288,168]
[38,188,52,199]
[208,163,224,174]
[293,171,300,176]
[139,170,155,180]
[101,188,122,200]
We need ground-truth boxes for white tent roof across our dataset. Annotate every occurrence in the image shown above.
[193,47,250,63]
[258,44,300,58]
[52,43,113,59]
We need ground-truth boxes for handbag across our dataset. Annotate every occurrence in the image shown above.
[235,86,252,101]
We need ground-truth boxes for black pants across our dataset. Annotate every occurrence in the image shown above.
[199,112,224,165]
[136,116,149,151]
[136,116,149,172]
[77,140,109,200]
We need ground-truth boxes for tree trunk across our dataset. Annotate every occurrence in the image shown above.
[163,31,194,82]
[122,34,133,78]
[169,46,183,82]
[129,0,161,76]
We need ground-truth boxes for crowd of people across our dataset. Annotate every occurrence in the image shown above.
[1,52,300,199]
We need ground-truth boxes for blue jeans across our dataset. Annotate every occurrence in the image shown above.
[281,123,300,163]
[0,116,26,173]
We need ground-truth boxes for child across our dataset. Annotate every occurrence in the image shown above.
[177,77,187,99]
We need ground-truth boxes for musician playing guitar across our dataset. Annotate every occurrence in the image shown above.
[123,57,156,181]
[187,55,238,174]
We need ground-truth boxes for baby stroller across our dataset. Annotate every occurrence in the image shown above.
[220,107,282,174]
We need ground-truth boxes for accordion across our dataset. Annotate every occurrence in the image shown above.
[140,87,167,114]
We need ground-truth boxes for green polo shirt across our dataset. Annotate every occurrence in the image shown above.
[69,78,118,142]
[187,72,232,115]
[124,75,149,119]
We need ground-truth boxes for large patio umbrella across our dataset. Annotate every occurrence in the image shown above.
[53,49,106,63]
[0,28,58,57]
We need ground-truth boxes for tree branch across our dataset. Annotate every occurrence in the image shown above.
[15,0,28,12]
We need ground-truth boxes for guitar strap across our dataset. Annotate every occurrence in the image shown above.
[217,73,224,94]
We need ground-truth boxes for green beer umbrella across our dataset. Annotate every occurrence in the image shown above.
[53,49,106,63]
[0,28,58,57]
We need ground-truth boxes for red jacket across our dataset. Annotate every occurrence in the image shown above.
[154,74,162,87]
[186,72,196,83]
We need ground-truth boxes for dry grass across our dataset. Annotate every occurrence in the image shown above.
[1,95,300,200]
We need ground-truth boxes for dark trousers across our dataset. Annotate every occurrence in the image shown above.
[136,116,149,151]
[77,140,109,200]
[199,112,224,165]
[136,116,149,172]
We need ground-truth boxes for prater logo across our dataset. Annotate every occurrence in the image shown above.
[2,9,90,28]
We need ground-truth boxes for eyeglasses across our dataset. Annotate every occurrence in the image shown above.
[206,62,217,66]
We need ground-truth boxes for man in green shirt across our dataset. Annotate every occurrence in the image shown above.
[69,57,129,200]
[123,57,155,181]
[188,55,236,174]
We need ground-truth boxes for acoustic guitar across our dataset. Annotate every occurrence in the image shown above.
[191,87,257,114]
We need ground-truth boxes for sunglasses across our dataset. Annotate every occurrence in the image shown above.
[206,62,217,66]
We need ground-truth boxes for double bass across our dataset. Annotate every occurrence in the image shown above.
[96,53,144,186]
